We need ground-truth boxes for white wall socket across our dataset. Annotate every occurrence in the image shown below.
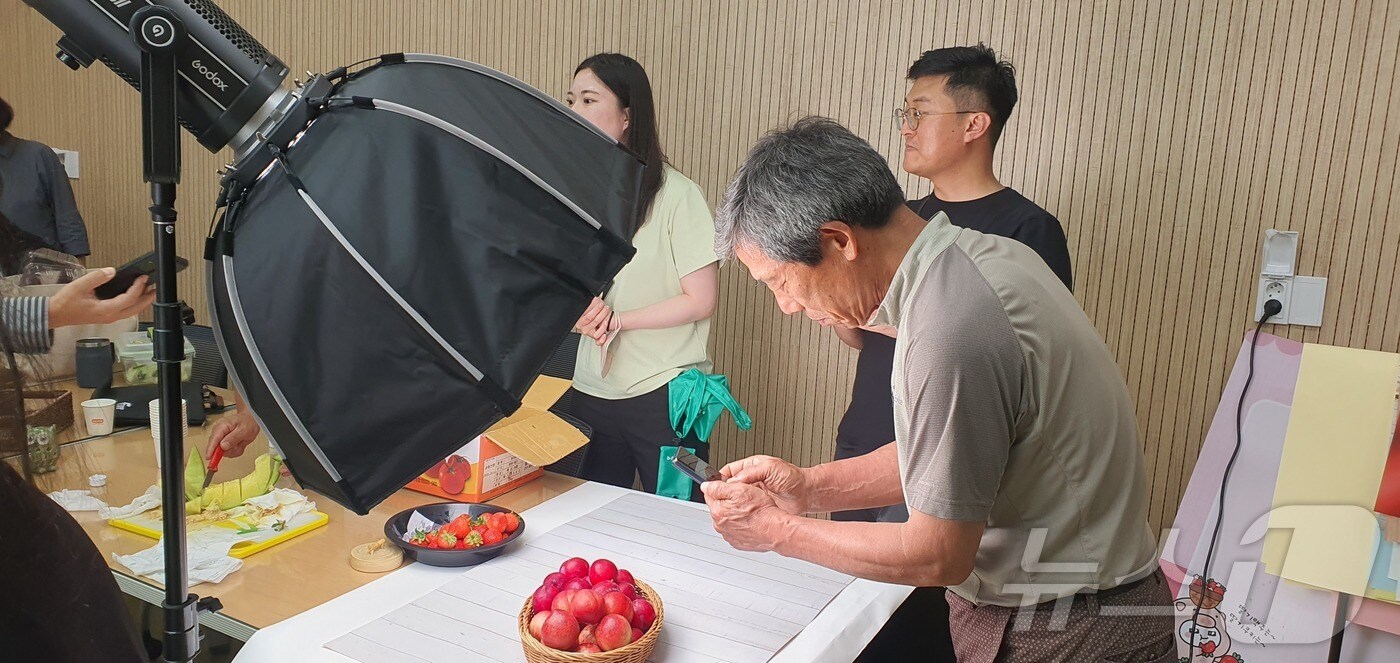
[51,148,79,179]
[1255,229,1326,326]
[1256,278,1292,324]
[1255,275,1327,325]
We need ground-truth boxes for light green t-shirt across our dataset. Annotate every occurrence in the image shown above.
[572,167,719,400]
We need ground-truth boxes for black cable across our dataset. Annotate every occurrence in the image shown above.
[1188,298,1282,654]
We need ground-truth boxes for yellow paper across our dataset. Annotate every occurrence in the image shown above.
[1262,344,1400,596]
[1266,505,1380,596]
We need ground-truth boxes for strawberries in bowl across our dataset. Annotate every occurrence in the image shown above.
[518,557,663,660]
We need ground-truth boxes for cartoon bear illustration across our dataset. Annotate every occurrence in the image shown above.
[1174,576,1243,663]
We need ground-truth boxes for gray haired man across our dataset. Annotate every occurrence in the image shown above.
[701,117,1175,662]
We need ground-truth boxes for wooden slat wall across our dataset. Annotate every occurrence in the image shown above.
[3,1,1397,530]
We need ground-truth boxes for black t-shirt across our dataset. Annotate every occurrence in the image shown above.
[908,187,1073,290]
[834,188,1073,456]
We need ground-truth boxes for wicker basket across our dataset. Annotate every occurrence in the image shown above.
[23,390,74,434]
[519,579,664,663]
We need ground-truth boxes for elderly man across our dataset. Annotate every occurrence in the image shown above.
[703,117,1174,662]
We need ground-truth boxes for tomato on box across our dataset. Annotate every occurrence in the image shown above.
[408,377,587,503]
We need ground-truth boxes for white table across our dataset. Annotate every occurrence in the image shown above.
[233,482,912,662]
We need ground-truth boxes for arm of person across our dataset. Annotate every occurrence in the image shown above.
[712,307,1020,583]
[0,296,55,355]
[615,262,717,330]
[573,263,718,344]
[702,480,983,586]
[2,269,153,354]
[719,443,905,515]
[41,147,91,258]
[580,176,720,342]
[832,325,864,350]
[205,398,263,460]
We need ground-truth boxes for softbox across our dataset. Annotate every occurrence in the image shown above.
[208,54,642,514]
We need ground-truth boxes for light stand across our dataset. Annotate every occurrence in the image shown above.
[130,5,221,661]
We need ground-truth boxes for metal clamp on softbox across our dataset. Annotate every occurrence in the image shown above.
[207,54,643,514]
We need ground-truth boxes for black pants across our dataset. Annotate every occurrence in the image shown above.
[568,385,708,502]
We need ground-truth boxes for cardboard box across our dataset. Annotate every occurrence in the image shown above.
[408,376,587,502]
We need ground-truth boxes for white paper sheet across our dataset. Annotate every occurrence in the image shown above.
[327,492,856,662]
[231,482,911,663]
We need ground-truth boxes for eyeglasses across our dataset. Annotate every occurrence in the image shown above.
[893,108,983,131]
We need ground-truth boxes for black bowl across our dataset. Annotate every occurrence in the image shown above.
[383,502,526,567]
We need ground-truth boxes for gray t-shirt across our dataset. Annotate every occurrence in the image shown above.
[870,211,1158,607]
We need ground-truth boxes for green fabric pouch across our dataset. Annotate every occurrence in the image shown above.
[656,444,697,501]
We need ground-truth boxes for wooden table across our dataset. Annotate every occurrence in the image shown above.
[33,403,583,641]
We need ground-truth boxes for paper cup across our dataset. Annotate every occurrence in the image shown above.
[80,398,117,436]
[149,398,188,468]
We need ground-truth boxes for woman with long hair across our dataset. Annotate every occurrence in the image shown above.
[0,326,146,662]
[566,53,720,498]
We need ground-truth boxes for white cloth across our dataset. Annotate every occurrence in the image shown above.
[47,489,109,512]
[230,488,316,529]
[106,488,317,586]
[113,528,244,585]
[98,484,162,520]
[232,482,911,662]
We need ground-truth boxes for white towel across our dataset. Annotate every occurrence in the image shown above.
[48,489,109,512]
[113,528,244,586]
[98,484,162,520]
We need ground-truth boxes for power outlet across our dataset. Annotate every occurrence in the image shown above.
[51,148,79,179]
[1256,278,1290,324]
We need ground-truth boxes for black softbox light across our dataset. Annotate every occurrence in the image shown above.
[208,54,642,515]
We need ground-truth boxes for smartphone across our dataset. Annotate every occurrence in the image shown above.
[95,251,189,299]
[671,447,720,485]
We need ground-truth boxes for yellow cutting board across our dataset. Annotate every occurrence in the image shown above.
[110,510,329,558]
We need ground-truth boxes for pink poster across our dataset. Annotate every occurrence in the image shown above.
[1163,333,1340,662]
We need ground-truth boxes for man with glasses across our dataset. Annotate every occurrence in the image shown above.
[898,45,1072,288]
[829,45,1075,661]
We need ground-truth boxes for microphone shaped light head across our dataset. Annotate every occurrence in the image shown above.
[23,0,289,154]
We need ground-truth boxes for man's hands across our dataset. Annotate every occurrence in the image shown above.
[700,479,793,552]
[48,268,155,329]
[700,454,813,552]
[717,455,810,515]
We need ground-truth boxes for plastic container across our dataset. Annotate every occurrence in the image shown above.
[115,331,195,385]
